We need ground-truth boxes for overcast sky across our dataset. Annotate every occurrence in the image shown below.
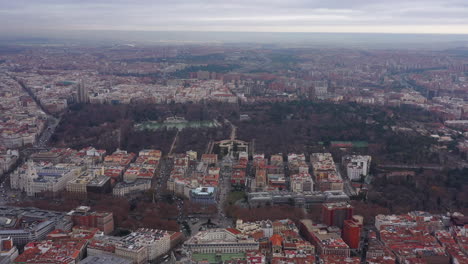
[1,0,468,34]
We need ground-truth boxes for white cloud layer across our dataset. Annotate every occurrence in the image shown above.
[0,0,467,34]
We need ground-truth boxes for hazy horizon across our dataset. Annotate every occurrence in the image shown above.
[1,0,468,35]
[1,0,468,49]
[1,30,468,50]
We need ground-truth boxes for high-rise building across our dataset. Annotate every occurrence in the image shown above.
[314,80,328,99]
[322,202,354,228]
[77,79,89,103]
[342,155,372,181]
[342,217,362,249]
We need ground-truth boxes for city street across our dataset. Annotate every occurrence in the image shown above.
[34,116,61,148]
[337,163,357,197]
[214,163,233,228]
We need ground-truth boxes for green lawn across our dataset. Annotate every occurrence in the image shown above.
[192,252,245,263]
[226,191,246,206]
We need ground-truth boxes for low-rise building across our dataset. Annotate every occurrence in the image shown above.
[80,253,133,264]
[123,165,156,182]
[375,211,445,231]
[299,219,350,257]
[290,173,314,193]
[104,150,136,167]
[311,153,343,191]
[0,150,18,177]
[66,171,94,193]
[13,239,87,264]
[0,237,18,263]
[113,179,151,197]
[120,228,171,261]
[190,187,216,205]
[89,228,172,264]
[0,206,72,246]
[320,256,360,264]
[201,154,218,165]
[67,206,114,234]
[231,169,246,186]
[248,190,349,208]
[366,231,396,264]
[87,175,112,194]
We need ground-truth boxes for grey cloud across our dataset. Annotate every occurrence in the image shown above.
[0,0,467,34]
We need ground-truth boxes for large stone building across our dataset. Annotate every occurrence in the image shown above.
[248,190,349,208]
[88,228,173,264]
[11,161,81,196]
[113,179,151,197]
[185,228,259,254]
[66,167,109,194]
[121,228,171,261]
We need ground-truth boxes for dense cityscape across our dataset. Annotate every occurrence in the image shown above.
[0,40,467,264]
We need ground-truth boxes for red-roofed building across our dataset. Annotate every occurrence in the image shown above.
[320,256,360,264]
[104,150,136,167]
[201,154,218,164]
[87,239,116,255]
[14,239,87,264]
[270,234,284,255]
[203,167,220,187]
[46,229,70,240]
[231,169,246,186]
[227,228,242,235]
[256,168,267,189]
[246,251,266,264]
[272,254,315,264]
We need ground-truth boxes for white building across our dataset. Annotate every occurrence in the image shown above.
[11,161,81,196]
[119,228,171,261]
[342,155,372,181]
[236,220,273,238]
[185,228,259,254]
[314,81,328,99]
[66,172,94,193]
